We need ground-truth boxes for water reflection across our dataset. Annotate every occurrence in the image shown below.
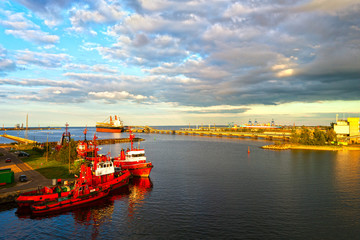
[128,178,153,218]
[333,150,360,222]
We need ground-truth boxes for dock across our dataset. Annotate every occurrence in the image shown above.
[1,127,60,131]
[0,133,143,146]
[0,133,37,144]
[130,126,291,141]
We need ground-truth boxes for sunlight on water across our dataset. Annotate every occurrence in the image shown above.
[1,128,360,239]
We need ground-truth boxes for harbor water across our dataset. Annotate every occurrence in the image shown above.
[1,128,360,239]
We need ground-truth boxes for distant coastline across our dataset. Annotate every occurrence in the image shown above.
[261,144,360,151]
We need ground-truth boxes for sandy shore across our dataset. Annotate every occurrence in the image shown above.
[261,144,360,151]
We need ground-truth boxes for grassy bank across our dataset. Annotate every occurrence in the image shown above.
[262,144,360,151]
[20,149,75,179]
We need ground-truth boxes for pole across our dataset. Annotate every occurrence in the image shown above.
[68,140,71,173]
[46,133,48,163]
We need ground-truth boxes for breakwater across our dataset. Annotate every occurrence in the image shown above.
[131,127,291,141]
[1,127,60,131]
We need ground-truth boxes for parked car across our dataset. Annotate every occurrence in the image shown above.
[18,151,30,157]
[5,158,11,163]
[19,175,28,182]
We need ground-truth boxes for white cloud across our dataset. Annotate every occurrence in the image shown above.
[68,0,125,32]
[89,91,148,102]
[5,29,59,44]
[294,0,360,13]
[16,50,70,68]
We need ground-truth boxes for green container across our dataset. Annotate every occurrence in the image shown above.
[0,168,14,184]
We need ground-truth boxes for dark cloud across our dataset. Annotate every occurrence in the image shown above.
[3,0,360,111]
[14,0,72,26]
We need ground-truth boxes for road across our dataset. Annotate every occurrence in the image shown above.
[0,147,52,194]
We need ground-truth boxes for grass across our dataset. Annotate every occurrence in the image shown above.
[20,149,75,179]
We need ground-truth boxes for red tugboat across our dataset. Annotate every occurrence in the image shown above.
[78,132,131,191]
[16,180,73,208]
[17,134,130,208]
[112,131,153,177]
[31,165,111,216]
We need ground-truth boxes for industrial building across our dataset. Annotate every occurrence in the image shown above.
[333,116,360,143]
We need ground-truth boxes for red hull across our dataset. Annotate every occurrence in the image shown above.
[17,188,72,208]
[96,127,123,133]
[108,170,131,190]
[121,163,153,177]
[31,188,110,216]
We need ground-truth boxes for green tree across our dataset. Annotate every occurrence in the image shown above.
[299,127,312,145]
[50,139,78,164]
[290,128,300,144]
[313,128,326,145]
[326,128,337,142]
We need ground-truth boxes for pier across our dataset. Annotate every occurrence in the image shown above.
[0,134,143,146]
[130,126,291,141]
[1,127,60,131]
[0,133,37,144]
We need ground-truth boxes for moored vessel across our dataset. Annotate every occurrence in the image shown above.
[78,132,131,191]
[16,180,73,208]
[112,131,153,177]
[31,165,111,216]
[96,115,126,133]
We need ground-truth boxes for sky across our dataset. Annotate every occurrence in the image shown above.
[0,0,359,127]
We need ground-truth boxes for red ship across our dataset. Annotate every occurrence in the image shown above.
[78,132,131,191]
[17,133,130,208]
[112,131,153,177]
[31,165,111,216]
[16,181,73,208]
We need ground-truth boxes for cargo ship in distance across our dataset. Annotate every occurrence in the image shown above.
[96,115,126,133]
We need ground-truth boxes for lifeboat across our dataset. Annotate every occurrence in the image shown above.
[112,130,153,177]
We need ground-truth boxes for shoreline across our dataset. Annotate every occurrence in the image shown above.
[261,144,360,151]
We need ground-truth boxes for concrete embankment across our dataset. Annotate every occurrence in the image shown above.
[261,144,360,151]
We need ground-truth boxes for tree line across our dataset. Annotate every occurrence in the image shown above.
[290,127,337,145]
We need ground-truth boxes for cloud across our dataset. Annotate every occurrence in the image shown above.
[64,63,118,73]
[13,0,72,26]
[5,30,59,44]
[2,0,360,118]
[0,46,16,74]
[0,11,39,30]
[177,105,250,114]
[16,50,70,68]
[294,0,360,14]
[88,91,149,102]
[67,0,125,33]
[0,10,59,45]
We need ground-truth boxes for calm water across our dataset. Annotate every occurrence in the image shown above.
[1,128,360,239]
